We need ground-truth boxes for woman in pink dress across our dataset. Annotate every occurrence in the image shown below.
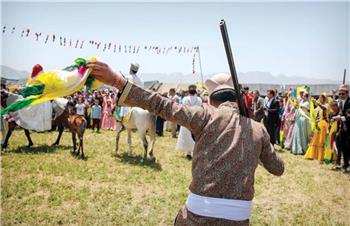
[101,93,116,130]
[282,93,296,149]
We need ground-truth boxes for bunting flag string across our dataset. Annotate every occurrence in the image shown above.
[2,24,199,56]
[192,53,196,74]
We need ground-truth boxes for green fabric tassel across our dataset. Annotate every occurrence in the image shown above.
[85,77,94,90]
[74,58,87,67]
[63,58,87,71]
[17,83,45,97]
[0,97,35,117]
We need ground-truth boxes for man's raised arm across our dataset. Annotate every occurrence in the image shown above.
[87,61,210,137]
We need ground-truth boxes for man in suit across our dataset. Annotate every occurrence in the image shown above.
[252,90,265,122]
[334,84,350,173]
[264,90,279,145]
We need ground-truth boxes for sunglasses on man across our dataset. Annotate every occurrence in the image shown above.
[339,92,347,96]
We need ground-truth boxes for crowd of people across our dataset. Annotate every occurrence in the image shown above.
[249,85,350,173]
[1,62,349,173]
[147,82,350,173]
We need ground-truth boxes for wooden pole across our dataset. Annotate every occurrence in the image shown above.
[197,46,204,85]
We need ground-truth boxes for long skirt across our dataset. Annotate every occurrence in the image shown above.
[101,113,116,130]
[304,120,328,161]
[283,119,295,149]
[291,110,310,155]
[176,126,195,154]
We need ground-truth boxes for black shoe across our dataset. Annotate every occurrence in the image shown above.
[186,154,192,160]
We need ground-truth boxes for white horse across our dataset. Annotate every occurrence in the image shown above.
[115,107,156,162]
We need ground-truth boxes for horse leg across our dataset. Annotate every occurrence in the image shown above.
[139,131,148,161]
[114,123,123,156]
[1,124,14,149]
[52,124,64,146]
[24,129,34,147]
[77,118,86,159]
[79,136,84,159]
[71,132,77,154]
[127,129,133,156]
[148,126,156,162]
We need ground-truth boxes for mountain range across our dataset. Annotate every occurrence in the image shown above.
[0,65,343,85]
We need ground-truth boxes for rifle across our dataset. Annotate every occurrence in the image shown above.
[219,19,247,117]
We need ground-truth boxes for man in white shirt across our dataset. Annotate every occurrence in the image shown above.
[115,63,143,122]
[125,63,144,87]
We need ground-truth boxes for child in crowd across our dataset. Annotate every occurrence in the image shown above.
[91,99,102,132]
[75,97,86,116]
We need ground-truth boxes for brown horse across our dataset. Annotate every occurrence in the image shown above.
[1,90,87,158]
[52,104,87,159]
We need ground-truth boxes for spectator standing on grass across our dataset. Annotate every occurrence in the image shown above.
[75,97,86,117]
[334,84,350,173]
[252,90,265,122]
[91,99,102,132]
[291,92,311,155]
[263,89,279,145]
[176,85,202,159]
[282,91,296,150]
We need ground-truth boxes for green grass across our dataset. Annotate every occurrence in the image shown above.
[1,129,350,225]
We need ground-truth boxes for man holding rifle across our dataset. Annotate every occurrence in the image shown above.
[87,61,284,225]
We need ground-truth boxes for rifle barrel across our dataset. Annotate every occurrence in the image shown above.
[219,19,247,116]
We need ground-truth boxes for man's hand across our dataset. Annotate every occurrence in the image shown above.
[87,61,127,90]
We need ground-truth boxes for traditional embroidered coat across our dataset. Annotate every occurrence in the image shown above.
[118,82,284,225]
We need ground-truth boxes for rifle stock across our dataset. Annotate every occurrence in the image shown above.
[219,19,247,117]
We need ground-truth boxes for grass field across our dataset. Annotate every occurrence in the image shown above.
[1,129,350,225]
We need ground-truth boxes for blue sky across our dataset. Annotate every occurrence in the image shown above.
[1,1,349,82]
